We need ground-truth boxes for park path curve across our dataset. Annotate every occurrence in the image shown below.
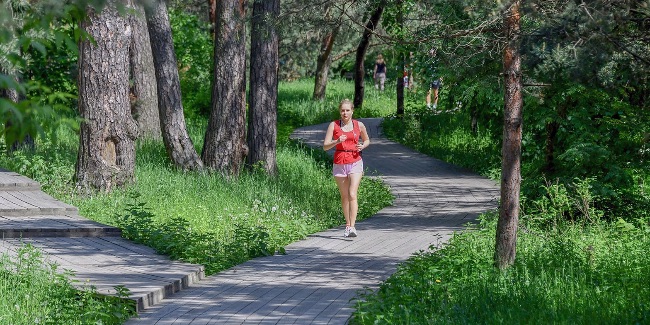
[127,118,499,324]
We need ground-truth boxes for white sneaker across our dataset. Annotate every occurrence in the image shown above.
[344,226,351,237]
[348,227,357,237]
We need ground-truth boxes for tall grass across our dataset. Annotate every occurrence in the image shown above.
[0,244,135,324]
[353,97,650,324]
[352,213,650,324]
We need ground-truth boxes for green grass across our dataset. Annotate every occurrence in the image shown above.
[352,99,650,324]
[277,78,398,140]
[351,214,650,324]
[381,103,501,179]
[0,244,136,324]
[0,79,395,277]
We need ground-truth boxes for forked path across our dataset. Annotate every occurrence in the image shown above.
[129,118,499,324]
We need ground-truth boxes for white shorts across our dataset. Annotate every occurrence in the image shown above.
[333,160,364,177]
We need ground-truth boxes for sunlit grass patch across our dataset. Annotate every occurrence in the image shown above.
[352,214,650,324]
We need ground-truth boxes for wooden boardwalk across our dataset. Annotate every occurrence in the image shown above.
[0,118,499,323]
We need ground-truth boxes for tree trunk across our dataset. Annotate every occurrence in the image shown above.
[208,0,216,36]
[495,0,523,270]
[544,100,567,173]
[248,0,279,175]
[471,106,478,135]
[75,1,137,192]
[202,0,248,176]
[1,74,34,152]
[395,1,404,116]
[312,25,339,101]
[130,2,160,139]
[146,0,203,170]
[396,52,405,116]
[544,120,558,173]
[353,3,384,109]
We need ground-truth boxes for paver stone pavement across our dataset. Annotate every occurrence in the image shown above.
[0,168,205,312]
[127,118,499,324]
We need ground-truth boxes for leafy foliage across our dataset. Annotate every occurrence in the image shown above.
[0,0,90,147]
[169,8,213,118]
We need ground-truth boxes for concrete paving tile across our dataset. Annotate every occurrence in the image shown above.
[0,118,499,324]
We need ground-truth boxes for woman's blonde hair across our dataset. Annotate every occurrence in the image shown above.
[377,54,383,60]
[339,99,354,110]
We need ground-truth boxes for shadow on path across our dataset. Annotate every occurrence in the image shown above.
[128,118,499,324]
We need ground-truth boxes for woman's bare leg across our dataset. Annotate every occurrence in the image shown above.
[346,173,363,227]
[335,176,351,226]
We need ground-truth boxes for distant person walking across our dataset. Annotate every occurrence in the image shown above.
[323,99,370,238]
[427,76,443,109]
[373,54,387,91]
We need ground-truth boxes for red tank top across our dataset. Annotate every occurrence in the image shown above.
[333,119,362,164]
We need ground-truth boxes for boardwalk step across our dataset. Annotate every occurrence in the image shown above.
[0,169,40,190]
[0,190,78,216]
[0,237,205,312]
[0,214,121,238]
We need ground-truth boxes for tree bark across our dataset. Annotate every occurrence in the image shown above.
[471,105,479,135]
[248,0,279,175]
[495,0,522,270]
[1,73,34,151]
[353,3,384,109]
[312,25,339,101]
[202,0,248,176]
[146,0,203,170]
[130,2,160,139]
[395,1,404,116]
[75,0,137,192]
[208,0,216,35]
[544,100,568,173]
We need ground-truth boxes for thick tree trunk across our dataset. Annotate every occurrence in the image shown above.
[495,0,522,270]
[146,0,203,170]
[353,3,384,109]
[202,0,248,176]
[75,1,137,192]
[248,0,279,175]
[312,26,339,101]
[130,2,160,139]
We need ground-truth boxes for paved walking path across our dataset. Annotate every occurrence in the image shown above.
[0,118,499,324]
[0,168,205,312]
[127,118,499,324]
